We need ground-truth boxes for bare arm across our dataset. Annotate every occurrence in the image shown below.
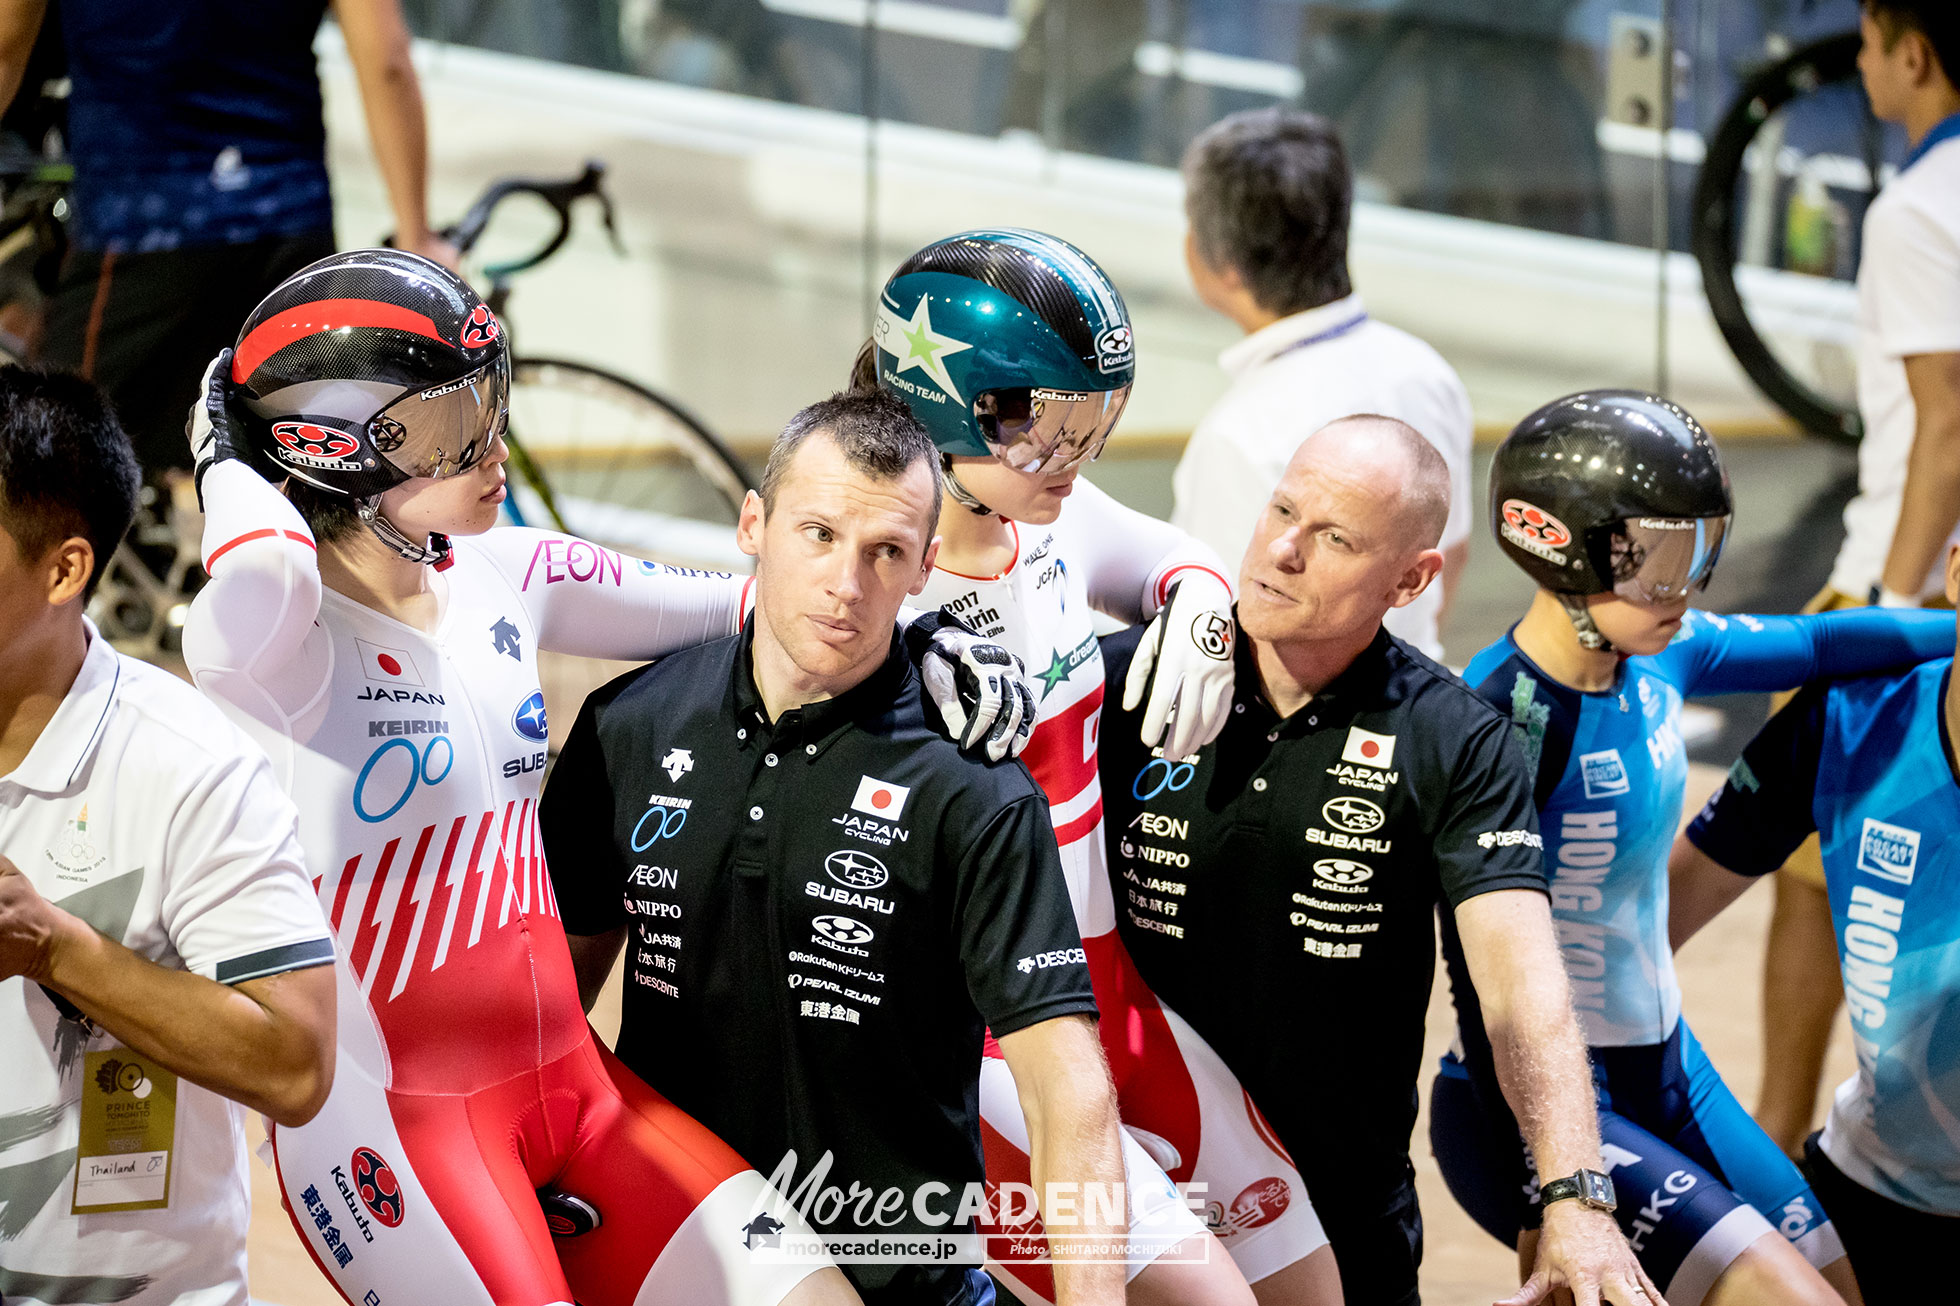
[1,859,334,1126]
[996,1014,1126,1306]
[1879,352,1960,600]
[332,0,454,267]
[1456,888,1664,1306]
[566,926,626,1014]
[0,0,43,118]
[1666,834,1758,952]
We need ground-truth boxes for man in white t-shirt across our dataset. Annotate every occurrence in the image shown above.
[0,367,336,1305]
[1755,0,1960,1163]
[1171,107,1474,662]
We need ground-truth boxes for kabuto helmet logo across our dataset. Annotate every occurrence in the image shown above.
[1095,324,1134,373]
[350,1147,405,1227]
[459,303,501,349]
[1500,499,1572,562]
[272,421,360,463]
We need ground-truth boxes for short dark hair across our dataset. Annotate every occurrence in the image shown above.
[1866,1,1959,88]
[285,478,364,545]
[761,388,943,539]
[1183,108,1354,317]
[0,366,139,601]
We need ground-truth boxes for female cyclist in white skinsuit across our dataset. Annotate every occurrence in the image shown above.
[860,231,1343,1306]
[182,251,1030,1306]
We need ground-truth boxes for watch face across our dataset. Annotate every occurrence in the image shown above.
[1582,1171,1616,1207]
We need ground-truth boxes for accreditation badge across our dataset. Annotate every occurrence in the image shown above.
[71,1049,177,1213]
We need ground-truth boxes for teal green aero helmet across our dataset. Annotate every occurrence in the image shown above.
[870,229,1135,473]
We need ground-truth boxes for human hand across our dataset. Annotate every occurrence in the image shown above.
[1499,1202,1665,1306]
[186,349,283,505]
[401,230,463,272]
[0,855,70,984]
[920,623,1035,762]
[1122,574,1236,759]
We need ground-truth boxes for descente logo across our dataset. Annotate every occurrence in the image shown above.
[1015,947,1087,975]
[1477,829,1543,850]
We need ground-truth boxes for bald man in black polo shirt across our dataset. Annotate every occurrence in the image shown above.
[541,390,1127,1306]
[1099,417,1659,1306]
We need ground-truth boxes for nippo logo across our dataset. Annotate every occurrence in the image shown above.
[1501,499,1571,549]
[460,303,501,349]
[271,421,359,461]
[350,1147,405,1227]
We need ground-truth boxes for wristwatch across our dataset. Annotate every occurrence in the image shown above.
[1540,1169,1617,1213]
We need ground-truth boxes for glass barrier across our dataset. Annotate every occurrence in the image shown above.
[391,0,1897,441]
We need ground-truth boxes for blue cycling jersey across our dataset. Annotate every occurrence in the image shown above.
[1688,659,1960,1216]
[61,1,333,251]
[1459,606,1956,1048]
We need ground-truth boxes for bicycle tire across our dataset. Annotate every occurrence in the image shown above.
[503,356,754,564]
[1691,31,1869,445]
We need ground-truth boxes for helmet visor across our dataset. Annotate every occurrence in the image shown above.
[368,355,510,481]
[973,385,1129,475]
[1607,514,1730,603]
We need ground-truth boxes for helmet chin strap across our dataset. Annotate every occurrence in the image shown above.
[1556,592,1616,653]
[942,456,994,517]
[358,497,452,567]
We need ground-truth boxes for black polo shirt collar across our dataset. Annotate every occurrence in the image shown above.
[1232,613,1396,741]
[726,616,913,757]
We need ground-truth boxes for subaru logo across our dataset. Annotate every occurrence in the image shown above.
[813,915,874,945]
[1321,796,1384,834]
[825,850,889,891]
[512,691,549,743]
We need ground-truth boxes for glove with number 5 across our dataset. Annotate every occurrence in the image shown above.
[906,610,1036,762]
[1123,573,1237,759]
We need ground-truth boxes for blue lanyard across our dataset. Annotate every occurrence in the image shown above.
[1903,111,1960,173]
[1270,312,1370,362]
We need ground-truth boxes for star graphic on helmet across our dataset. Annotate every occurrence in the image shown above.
[893,297,973,403]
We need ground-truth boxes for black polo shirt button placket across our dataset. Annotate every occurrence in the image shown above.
[542,621,1096,1304]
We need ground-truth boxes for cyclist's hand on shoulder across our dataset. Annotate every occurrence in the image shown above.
[187,350,284,506]
[907,610,1036,762]
[1124,573,1237,760]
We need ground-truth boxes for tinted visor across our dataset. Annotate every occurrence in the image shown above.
[973,385,1129,475]
[1606,514,1730,603]
[368,355,509,480]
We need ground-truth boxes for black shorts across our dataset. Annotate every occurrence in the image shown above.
[1319,1170,1422,1306]
[1804,1131,1959,1305]
[40,232,335,478]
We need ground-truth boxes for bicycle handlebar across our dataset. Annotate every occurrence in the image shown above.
[438,159,621,281]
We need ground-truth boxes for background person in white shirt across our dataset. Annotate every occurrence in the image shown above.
[0,367,336,1305]
[1755,0,1960,1163]
[1171,107,1474,662]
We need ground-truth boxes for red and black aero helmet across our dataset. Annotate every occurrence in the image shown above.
[230,249,509,500]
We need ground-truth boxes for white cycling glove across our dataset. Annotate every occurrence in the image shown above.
[906,612,1037,762]
[186,348,281,506]
[1122,574,1237,759]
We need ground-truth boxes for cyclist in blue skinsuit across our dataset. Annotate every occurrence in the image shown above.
[1426,391,1955,1306]
[1673,541,1960,1306]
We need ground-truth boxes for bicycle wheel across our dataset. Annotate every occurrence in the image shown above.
[503,356,754,570]
[1692,32,1876,445]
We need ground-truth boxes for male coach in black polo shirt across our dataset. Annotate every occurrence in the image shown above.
[1101,416,1659,1306]
[541,389,1127,1306]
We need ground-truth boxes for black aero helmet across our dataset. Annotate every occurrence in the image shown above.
[231,249,508,502]
[1490,390,1733,607]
